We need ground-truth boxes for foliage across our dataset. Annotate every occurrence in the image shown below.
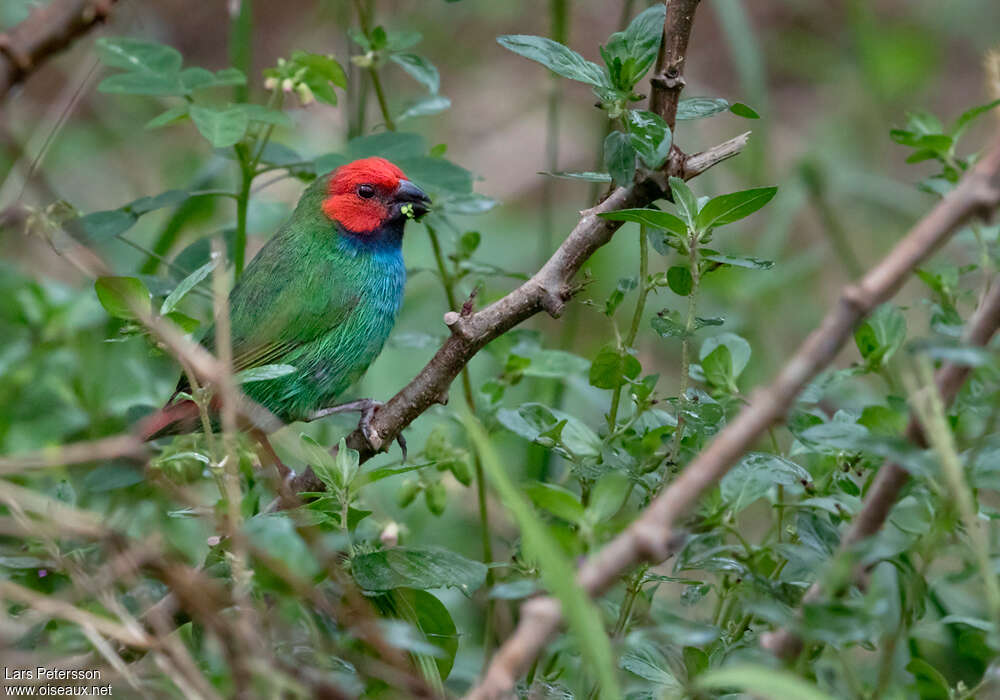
[2,2,1000,699]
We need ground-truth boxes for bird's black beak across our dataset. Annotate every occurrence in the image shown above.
[396,179,431,219]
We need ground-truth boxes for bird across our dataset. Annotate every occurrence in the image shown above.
[138,156,431,469]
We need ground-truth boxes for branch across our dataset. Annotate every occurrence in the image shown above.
[762,277,1000,660]
[0,0,117,99]
[464,136,1000,698]
[287,127,744,495]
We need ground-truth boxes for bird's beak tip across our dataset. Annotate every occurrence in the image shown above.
[397,179,432,218]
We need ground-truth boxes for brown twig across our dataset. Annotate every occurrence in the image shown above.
[0,0,117,99]
[762,278,1000,660]
[463,134,1000,698]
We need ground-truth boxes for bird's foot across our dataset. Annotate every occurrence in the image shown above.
[308,399,407,461]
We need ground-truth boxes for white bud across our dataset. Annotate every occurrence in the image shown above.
[380,521,400,547]
[281,78,294,93]
[264,76,279,90]
[295,82,315,106]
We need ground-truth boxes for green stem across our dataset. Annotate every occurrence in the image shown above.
[426,223,496,650]
[667,231,701,467]
[228,0,253,104]
[540,0,568,264]
[608,225,651,430]
[233,145,253,277]
[352,0,395,132]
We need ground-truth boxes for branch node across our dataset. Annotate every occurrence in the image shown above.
[0,35,32,72]
[840,283,872,315]
[538,286,566,318]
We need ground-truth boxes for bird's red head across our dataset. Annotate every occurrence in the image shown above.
[322,156,431,235]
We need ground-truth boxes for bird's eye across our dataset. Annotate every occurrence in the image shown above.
[357,184,376,199]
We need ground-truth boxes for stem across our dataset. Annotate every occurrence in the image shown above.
[228,0,252,104]
[608,225,651,430]
[667,230,701,466]
[540,0,568,264]
[233,145,253,277]
[426,223,496,650]
[352,0,395,132]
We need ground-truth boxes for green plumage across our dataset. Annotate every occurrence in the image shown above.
[181,172,409,424]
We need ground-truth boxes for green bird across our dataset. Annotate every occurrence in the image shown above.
[139,156,430,462]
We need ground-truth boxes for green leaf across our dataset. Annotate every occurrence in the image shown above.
[189,105,249,147]
[391,589,459,681]
[125,189,190,215]
[587,472,630,522]
[397,95,451,122]
[695,186,777,231]
[703,253,774,270]
[952,98,1000,139]
[95,276,151,320]
[497,35,609,88]
[299,433,342,492]
[667,266,693,296]
[701,344,735,391]
[95,37,182,74]
[599,208,688,238]
[700,333,751,378]
[236,103,292,127]
[854,303,906,367]
[526,483,585,523]
[291,51,347,88]
[74,209,138,244]
[697,665,837,700]
[234,364,297,384]
[721,452,810,512]
[496,403,601,459]
[589,343,641,390]
[669,176,698,226]
[730,102,760,119]
[464,415,622,699]
[390,53,440,93]
[603,130,636,187]
[159,259,216,314]
[676,97,729,120]
[627,109,672,168]
[620,647,680,688]
[244,514,320,579]
[145,104,189,129]
[540,170,612,183]
[351,546,487,593]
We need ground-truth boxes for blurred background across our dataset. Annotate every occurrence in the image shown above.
[2,0,1000,688]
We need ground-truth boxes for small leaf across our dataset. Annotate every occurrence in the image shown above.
[540,170,612,182]
[669,176,698,226]
[729,102,760,119]
[587,472,630,522]
[145,104,189,130]
[695,186,777,231]
[854,303,906,368]
[698,664,837,700]
[497,35,609,87]
[589,343,641,390]
[703,253,774,270]
[676,97,729,120]
[159,259,216,314]
[627,109,672,169]
[351,547,487,593]
[74,209,137,244]
[599,208,688,238]
[189,105,249,148]
[604,130,636,187]
[390,53,440,93]
[526,483,585,523]
[397,95,451,122]
[237,103,293,127]
[95,276,151,320]
[667,266,693,296]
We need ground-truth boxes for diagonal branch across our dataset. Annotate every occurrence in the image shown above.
[0,0,117,99]
[762,278,1000,660]
[464,135,1000,698]
[289,0,722,495]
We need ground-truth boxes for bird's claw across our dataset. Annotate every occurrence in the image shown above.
[310,398,406,461]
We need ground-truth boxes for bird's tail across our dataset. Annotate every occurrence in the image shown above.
[135,400,202,441]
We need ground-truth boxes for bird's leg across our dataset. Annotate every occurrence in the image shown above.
[307,398,407,461]
[250,428,293,482]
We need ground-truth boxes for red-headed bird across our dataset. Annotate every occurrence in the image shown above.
[139,157,430,462]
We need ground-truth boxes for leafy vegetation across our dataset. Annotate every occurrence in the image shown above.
[2,1,1000,699]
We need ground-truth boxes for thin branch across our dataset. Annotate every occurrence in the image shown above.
[464,135,1000,698]
[762,277,1000,660]
[0,0,118,99]
[287,134,746,494]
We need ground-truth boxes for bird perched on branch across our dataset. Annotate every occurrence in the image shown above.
[138,156,430,466]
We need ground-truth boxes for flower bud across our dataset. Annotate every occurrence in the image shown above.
[282,78,294,93]
[380,521,400,548]
[296,82,315,105]
[264,76,279,90]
